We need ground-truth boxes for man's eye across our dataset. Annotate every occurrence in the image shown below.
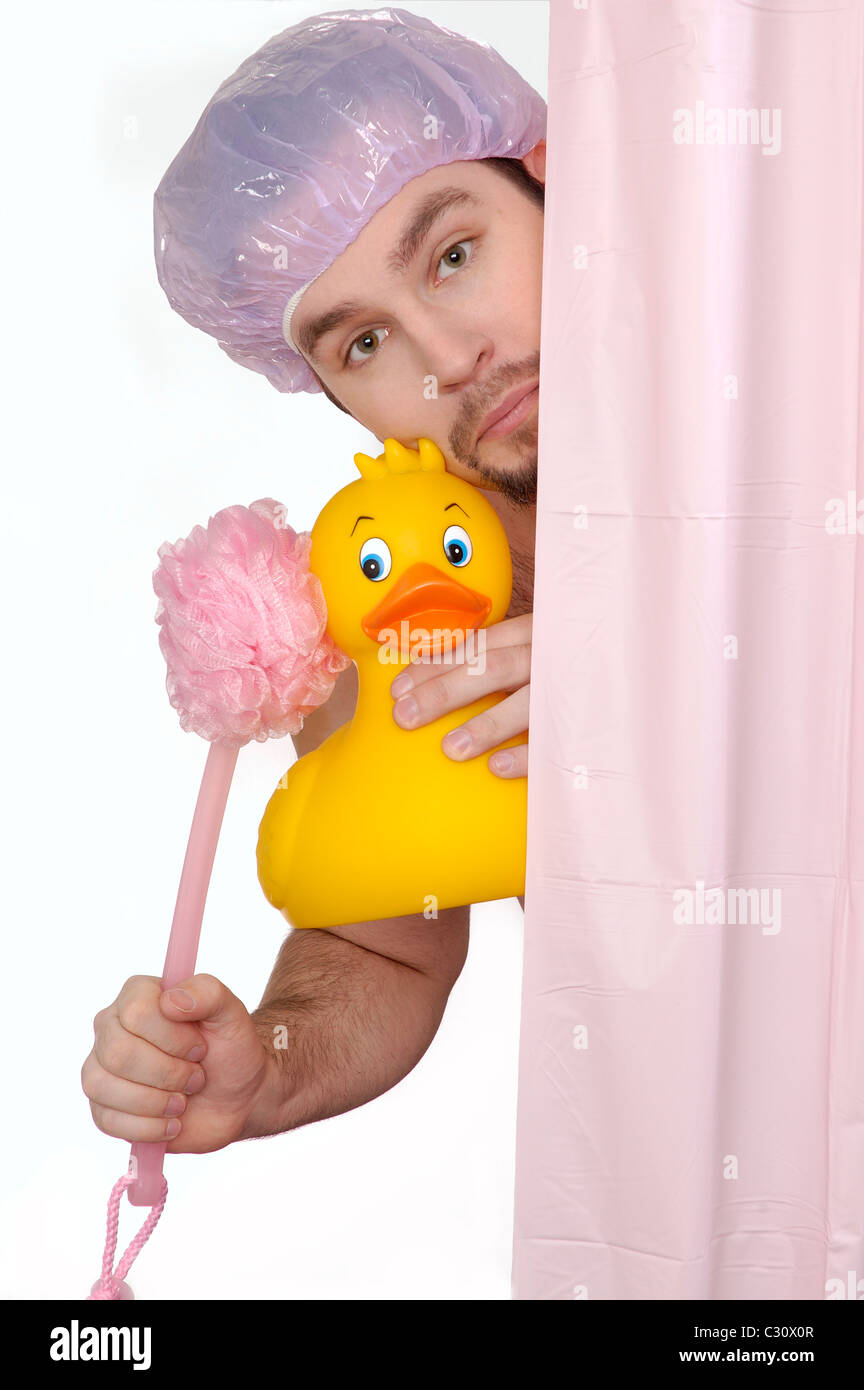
[346,327,389,366]
[341,241,474,367]
[438,239,473,279]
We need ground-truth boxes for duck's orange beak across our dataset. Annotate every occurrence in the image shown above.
[361,561,492,645]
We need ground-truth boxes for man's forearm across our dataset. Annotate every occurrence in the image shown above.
[241,920,461,1138]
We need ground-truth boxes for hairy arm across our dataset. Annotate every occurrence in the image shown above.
[241,664,470,1139]
[241,907,469,1137]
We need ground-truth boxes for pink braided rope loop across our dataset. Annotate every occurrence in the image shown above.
[87,1164,168,1300]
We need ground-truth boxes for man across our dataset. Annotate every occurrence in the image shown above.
[82,7,545,1155]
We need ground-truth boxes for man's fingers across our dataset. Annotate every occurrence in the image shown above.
[488,740,529,780]
[93,1013,207,1094]
[110,976,206,1063]
[389,612,532,696]
[392,642,531,728]
[82,1052,191,1138]
[87,1100,186,1146]
[441,685,530,764]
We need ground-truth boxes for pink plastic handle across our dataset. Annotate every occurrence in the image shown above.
[127,740,240,1206]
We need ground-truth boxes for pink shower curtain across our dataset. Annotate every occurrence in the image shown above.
[514,0,864,1300]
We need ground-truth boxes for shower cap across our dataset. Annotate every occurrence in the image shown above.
[153,5,546,395]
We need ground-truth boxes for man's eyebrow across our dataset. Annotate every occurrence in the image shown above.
[386,187,482,277]
[444,502,470,517]
[350,514,374,536]
[295,187,483,364]
[296,302,366,364]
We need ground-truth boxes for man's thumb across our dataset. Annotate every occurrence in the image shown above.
[159,973,246,1029]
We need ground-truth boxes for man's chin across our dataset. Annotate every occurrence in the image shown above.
[472,458,537,508]
[445,420,538,505]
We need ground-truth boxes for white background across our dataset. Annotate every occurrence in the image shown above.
[1,1,548,1299]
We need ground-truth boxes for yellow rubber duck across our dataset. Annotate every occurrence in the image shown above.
[256,436,527,929]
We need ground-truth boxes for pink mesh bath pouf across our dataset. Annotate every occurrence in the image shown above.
[87,499,349,1300]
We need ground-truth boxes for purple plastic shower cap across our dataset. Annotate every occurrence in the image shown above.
[153,5,546,395]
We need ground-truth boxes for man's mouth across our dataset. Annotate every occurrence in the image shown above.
[361,561,492,643]
[478,381,540,442]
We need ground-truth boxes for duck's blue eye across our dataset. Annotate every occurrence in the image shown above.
[443,524,472,567]
[359,536,391,581]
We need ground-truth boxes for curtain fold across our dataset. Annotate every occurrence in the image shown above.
[514,0,864,1300]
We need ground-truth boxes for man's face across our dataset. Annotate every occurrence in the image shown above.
[290,157,544,508]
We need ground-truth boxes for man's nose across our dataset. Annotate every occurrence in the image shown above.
[412,309,493,390]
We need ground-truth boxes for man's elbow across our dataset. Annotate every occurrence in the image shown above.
[323,902,470,991]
